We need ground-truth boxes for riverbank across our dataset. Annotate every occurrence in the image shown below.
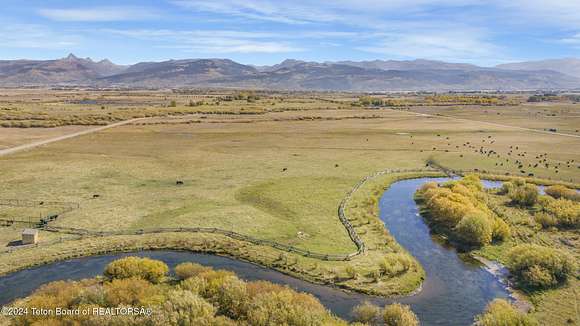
[471,255,533,313]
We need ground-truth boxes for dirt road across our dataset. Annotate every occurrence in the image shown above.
[0,118,147,157]
[403,110,580,139]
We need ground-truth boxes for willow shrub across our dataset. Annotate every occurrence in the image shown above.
[455,211,493,246]
[104,256,169,283]
[175,262,212,280]
[491,217,510,241]
[474,299,538,326]
[351,301,382,325]
[161,289,218,325]
[545,185,580,202]
[507,244,575,289]
[417,175,510,247]
[383,303,419,326]
[104,277,162,306]
[502,179,539,207]
[534,212,557,229]
[247,288,340,326]
[537,195,580,228]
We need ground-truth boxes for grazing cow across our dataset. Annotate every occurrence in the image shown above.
[176,180,184,185]
[335,164,339,168]
[282,168,287,172]
[92,194,100,199]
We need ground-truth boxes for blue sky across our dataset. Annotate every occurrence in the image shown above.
[1,0,579,66]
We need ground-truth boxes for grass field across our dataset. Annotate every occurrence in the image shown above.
[0,90,578,318]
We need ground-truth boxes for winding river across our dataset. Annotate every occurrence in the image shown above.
[0,177,510,325]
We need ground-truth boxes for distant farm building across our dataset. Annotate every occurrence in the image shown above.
[22,228,39,245]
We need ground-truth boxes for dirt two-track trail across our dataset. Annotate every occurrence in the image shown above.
[403,109,580,139]
[0,118,148,157]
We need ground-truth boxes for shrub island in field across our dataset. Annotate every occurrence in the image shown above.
[501,180,579,229]
[506,244,575,290]
[415,174,510,247]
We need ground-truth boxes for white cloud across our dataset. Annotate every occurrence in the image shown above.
[499,1,580,29]
[102,29,277,40]
[38,6,158,22]
[0,24,80,49]
[159,40,302,54]
[171,0,484,26]
[358,28,503,65]
[102,29,303,54]
[560,33,580,47]
[171,0,340,24]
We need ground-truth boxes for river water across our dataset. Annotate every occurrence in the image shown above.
[0,177,510,325]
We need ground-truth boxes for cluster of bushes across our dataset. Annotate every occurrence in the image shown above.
[424,95,505,105]
[416,175,510,247]
[378,254,415,278]
[500,180,579,229]
[8,257,349,326]
[507,244,575,289]
[501,179,539,207]
[474,299,538,326]
[0,119,115,128]
[351,301,418,326]
[188,100,205,107]
[527,94,559,103]
[104,256,169,283]
[356,97,407,107]
[545,185,580,202]
[532,184,579,229]
[535,195,580,229]
[220,92,261,102]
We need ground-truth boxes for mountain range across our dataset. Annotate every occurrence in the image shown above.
[1,54,579,91]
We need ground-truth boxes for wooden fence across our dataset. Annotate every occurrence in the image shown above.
[3,168,440,258]
[0,199,79,228]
